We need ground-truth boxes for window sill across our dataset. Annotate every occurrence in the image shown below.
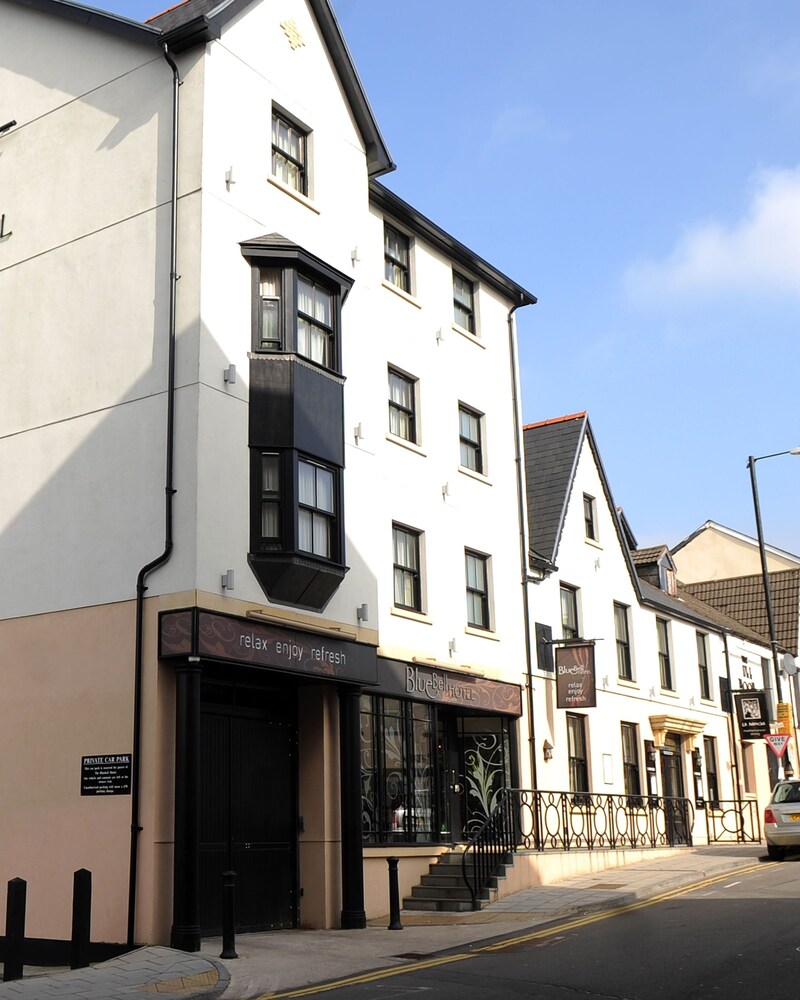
[386,433,427,457]
[699,698,715,706]
[391,606,433,625]
[617,678,639,690]
[452,323,485,348]
[268,174,321,214]
[585,537,603,550]
[382,280,422,309]
[458,465,491,486]
[660,688,679,698]
[464,625,499,641]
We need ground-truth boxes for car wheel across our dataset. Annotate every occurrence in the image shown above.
[767,843,784,861]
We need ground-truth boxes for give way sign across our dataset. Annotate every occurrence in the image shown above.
[764,734,791,757]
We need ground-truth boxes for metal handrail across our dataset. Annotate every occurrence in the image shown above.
[705,798,761,843]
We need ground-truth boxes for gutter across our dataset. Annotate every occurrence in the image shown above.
[127,43,181,950]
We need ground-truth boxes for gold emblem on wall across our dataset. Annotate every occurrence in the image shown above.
[280,19,306,50]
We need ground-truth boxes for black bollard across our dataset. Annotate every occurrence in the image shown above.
[71,869,92,970]
[3,877,27,983]
[220,871,238,960]
[387,857,402,931]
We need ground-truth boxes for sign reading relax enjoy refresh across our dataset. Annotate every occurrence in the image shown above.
[556,643,597,709]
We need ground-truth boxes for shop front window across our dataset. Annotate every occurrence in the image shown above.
[360,696,435,844]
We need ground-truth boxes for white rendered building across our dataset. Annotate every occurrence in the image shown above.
[1,0,535,953]
[522,413,775,847]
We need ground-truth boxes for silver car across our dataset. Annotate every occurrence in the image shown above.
[764,780,800,860]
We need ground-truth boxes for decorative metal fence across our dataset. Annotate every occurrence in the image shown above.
[704,799,760,844]
[462,788,695,910]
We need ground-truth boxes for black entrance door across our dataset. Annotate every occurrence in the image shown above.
[660,733,690,846]
[199,698,298,933]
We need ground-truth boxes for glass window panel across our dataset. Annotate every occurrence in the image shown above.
[259,269,280,297]
[298,461,315,505]
[315,467,334,512]
[389,372,412,408]
[298,509,313,552]
[389,407,409,439]
[312,513,329,557]
[261,501,280,539]
[261,454,279,492]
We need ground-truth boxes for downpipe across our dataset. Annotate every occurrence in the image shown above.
[127,43,180,949]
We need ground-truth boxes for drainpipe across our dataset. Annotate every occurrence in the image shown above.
[721,632,744,809]
[127,43,181,949]
[507,300,538,793]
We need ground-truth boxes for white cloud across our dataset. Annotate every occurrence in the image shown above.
[625,165,800,303]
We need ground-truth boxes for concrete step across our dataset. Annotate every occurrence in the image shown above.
[402,896,478,913]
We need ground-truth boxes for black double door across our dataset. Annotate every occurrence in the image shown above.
[199,682,298,934]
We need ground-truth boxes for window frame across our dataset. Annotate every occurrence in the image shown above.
[250,262,345,374]
[453,269,476,333]
[297,458,336,560]
[583,494,598,541]
[250,450,342,563]
[614,602,633,681]
[258,452,282,549]
[620,722,642,800]
[656,618,673,690]
[704,735,720,807]
[696,631,712,700]
[384,222,411,293]
[271,104,309,195]
[465,549,491,630]
[458,403,484,474]
[567,713,590,796]
[392,523,422,613]
[560,584,579,640]
[388,366,418,443]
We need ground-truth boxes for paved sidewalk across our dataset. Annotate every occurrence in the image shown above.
[0,845,768,1000]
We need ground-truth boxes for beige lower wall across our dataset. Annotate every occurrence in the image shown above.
[363,847,451,918]
[0,602,137,943]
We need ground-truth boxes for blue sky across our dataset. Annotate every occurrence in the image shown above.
[98,0,800,554]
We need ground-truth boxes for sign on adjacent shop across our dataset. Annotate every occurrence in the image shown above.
[81,754,132,796]
[375,658,523,716]
[777,701,793,737]
[556,643,596,709]
[733,691,769,740]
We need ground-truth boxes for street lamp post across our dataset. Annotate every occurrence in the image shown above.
[747,447,800,778]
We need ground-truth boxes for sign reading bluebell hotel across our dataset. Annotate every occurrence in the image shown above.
[556,643,597,709]
[375,658,522,715]
[81,754,132,796]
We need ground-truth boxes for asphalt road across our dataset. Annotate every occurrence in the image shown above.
[283,856,800,1000]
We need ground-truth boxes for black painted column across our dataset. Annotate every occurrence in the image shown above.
[338,686,366,929]
[170,661,202,951]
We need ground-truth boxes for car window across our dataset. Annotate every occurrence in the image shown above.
[773,782,800,803]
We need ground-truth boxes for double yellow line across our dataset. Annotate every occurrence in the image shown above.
[260,863,766,999]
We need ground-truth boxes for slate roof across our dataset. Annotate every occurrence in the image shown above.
[682,570,800,655]
[640,580,771,646]
[522,413,587,570]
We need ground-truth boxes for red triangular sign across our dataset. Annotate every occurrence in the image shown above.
[764,734,791,757]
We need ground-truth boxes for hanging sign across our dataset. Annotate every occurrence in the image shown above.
[733,691,769,740]
[764,734,791,758]
[556,643,596,709]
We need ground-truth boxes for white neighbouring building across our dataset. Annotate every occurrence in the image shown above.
[0,0,536,955]
[521,413,775,847]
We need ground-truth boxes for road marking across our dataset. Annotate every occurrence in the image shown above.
[723,881,741,888]
[258,863,768,999]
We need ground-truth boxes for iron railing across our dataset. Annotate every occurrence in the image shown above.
[704,799,761,843]
[462,788,695,909]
